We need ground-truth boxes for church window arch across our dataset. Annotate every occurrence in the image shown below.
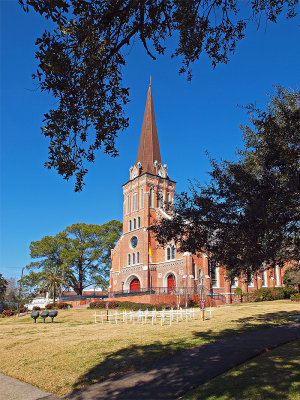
[171,245,175,259]
[166,247,171,260]
[128,254,131,265]
[133,253,136,264]
[129,220,132,231]
[157,190,163,209]
[132,192,138,212]
[166,245,175,261]
[126,196,130,214]
[133,218,136,229]
[149,188,154,208]
[138,216,141,228]
[209,259,219,288]
[140,189,144,209]
[137,251,140,263]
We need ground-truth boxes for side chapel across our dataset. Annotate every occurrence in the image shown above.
[109,85,284,303]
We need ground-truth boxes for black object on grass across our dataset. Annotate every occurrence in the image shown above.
[31,310,39,323]
[48,310,58,323]
[40,310,49,323]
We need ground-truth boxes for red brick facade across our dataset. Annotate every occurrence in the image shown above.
[109,85,287,304]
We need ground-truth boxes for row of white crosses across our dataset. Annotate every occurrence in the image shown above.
[94,306,212,326]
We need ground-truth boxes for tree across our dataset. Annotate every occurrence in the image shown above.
[0,274,8,302]
[23,220,122,296]
[152,86,300,278]
[283,264,300,290]
[4,278,19,303]
[61,221,122,294]
[19,0,299,190]
[38,265,64,303]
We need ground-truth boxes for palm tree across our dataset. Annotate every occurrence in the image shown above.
[38,266,64,304]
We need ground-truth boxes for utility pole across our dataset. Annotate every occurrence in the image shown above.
[17,267,25,317]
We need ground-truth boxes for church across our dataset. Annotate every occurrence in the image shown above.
[109,85,285,305]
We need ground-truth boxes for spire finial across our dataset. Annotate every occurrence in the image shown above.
[149,75,152,86]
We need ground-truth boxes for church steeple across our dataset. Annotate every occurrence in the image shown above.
[136,85,161,174]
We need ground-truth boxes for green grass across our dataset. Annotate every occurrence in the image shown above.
[179,339,300,400]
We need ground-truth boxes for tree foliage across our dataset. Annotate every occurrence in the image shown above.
[0,274,8,302]
[23,220,122,295]
[283,264,300,290]
[19,0,299,190]
[152,86,300,278]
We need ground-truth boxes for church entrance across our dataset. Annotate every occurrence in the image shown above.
[167,274,176,293]
[130,278,141,292]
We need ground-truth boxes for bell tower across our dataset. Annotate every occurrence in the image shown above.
[110,84,176,293]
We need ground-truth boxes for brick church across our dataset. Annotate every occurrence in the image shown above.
[109,85,285,304]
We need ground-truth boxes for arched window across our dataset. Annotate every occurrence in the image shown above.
[157,190,163,209]
[132,192,137,212]
[133,253,135,264]
[166,247,171,260]
[129,220,132,231]
[128,254,131,265]
[138,216,141,228]
[171,245,175,259]
[192,262,196,279]
[140,189,144,209]
[149,188,154,208]
[209,259,219,288]
[133,218,136,229]
[126,196,130,214]
[231,277,238,288]
[137,251,140,263]
[167,192,171,211]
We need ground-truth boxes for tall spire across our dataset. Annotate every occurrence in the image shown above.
[136,85,161,174]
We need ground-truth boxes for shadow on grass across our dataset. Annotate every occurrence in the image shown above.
[68,310,300,400]
[180,339,300,400]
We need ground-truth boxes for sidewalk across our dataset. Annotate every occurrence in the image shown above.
[0,321,299,400]
[0,373,58,400]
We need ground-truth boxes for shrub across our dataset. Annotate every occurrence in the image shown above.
[46,303,53,309]
[234,287,243,295]
[57,302,72,309]
[187,299,195,308]
[89,301,106,309]
[2,309,14,317]
[108,301,119,309]
[33,306,41,310]
[281,287,298,298]
[19,306,27,313]
[290,293,300,302]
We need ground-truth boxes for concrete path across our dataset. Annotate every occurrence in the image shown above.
[0,321,299,400]
[0,373,58,400]
[65,321,300,400]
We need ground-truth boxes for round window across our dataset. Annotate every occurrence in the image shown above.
[130,236,138,249]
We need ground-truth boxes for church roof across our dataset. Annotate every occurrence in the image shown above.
[136,84,161,174]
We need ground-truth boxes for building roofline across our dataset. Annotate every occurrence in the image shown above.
[122,172,176,187]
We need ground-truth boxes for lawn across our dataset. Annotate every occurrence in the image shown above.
[0,300,299,397]
[179,338,300,400]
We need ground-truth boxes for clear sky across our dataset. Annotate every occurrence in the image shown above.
[1,1,299,281]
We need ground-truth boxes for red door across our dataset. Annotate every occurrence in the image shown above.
[167,274,176,293]
[130,278,140,292]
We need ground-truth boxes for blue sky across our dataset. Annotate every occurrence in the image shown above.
[1,1,299,280]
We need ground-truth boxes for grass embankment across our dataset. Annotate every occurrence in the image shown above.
[0,300,299,397]
[179,338,300,400]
